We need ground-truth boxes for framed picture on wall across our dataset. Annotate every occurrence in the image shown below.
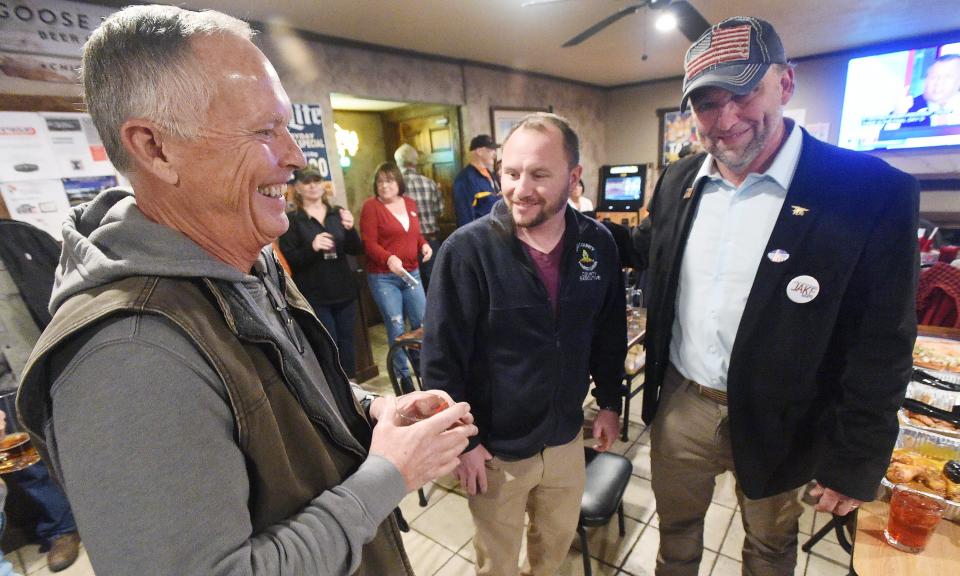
[490,106,553,145]
[657,107,703,167]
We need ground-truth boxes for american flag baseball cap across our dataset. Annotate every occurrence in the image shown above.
[680,17,786,111]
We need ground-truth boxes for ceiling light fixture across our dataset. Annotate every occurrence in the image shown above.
[655,12,677,32]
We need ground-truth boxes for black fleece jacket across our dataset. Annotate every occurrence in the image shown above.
[422,201,626,459]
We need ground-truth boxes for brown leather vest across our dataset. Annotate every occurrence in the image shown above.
[18,275,412,575]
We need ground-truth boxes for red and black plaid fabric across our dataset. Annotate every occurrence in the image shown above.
[918,262,960,328]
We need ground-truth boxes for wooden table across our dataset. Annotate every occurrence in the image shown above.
[852,500,960,574]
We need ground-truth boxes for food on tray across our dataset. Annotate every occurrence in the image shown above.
[886,449,960,501]
[904,409,960,433]
[913,337,960,373]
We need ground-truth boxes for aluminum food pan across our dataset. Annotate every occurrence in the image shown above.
[880,425,960,522]
[898,409,960,440]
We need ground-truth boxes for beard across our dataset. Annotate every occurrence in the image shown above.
[510,186,569,229]
[704,119,771,172]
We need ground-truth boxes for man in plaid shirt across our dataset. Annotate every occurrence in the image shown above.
[395,144,444,290]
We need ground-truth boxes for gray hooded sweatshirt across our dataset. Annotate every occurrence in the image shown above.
[41,189,405,575]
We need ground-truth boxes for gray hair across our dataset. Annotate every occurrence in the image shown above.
[394,143,419,167]
[502,112,580,168]
[81,5,253,174]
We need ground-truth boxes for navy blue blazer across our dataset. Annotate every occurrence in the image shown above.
[643,128,919,501]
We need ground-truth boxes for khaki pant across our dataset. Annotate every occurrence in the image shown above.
[469,435,586,576]
[650,365,804,576]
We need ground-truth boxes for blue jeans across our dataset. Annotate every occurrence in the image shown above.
[7,461,77,545]
[367,270,426,378]
[312,300,357,379]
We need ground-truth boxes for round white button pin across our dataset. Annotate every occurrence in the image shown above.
[786,275,819,304]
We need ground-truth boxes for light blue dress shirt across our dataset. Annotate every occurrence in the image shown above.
[670,121,803,391]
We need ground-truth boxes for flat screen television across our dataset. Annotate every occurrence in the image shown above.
[838,41,960,151]
[597,164,645,212]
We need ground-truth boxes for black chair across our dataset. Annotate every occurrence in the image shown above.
[801,512,856,575]
[385,329,429,507]
[577,448,633,576]
[385,328,423,396]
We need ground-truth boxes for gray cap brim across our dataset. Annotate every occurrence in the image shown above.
[680,62,770,111]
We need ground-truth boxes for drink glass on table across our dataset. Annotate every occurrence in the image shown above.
[884,484,946,553]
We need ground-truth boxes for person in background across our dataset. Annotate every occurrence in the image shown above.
[643,16,918,575]
[423,113,626,575]
[892,54,960,128]
[0,418,24,576]
[394,144,444,290]
[278,169,363,379]
[360,162,432,389]
[17,6,475,574]
[567,179,594,213]
[453,135,500,227]
[0,220,81,573]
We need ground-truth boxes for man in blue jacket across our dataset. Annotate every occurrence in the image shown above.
[423,113,627,575]
[453,134,500,226]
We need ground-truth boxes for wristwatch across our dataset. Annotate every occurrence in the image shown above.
[360,393,379,416]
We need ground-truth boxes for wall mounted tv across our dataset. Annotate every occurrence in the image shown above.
[597,164,645,212]
[838,41,960,151]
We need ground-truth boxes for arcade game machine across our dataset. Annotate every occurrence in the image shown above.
[595,164,646,227]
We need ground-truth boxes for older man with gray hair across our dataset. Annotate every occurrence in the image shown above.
[394,143,444,289]
[16,5,476,575]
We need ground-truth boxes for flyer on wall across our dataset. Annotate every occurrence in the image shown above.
[0,111,60,181]
[0,179,72,241]
[40,112,116,177]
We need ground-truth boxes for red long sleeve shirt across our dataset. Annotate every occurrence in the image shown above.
[359,196,426,274]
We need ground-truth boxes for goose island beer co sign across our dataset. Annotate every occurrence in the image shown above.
[0,0,115,84]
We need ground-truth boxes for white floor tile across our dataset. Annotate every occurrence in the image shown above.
[624,441,652,480]
[805,554,849,576]
[711,554,741,576]
[410,491,475,552]
[622,476,657,523]
[810,513,839,544]
[799,502,816,535]
[719,511,744,561]
[573,515,644,568]
[619,524,659,576]
[805,537,850,567]
[703,503,735,552]
[699,550,717,576]
[401,529,457,576]
[17,544,45,574]
[399,482,446,523]
[433,553,474,576]
[711,472,739,510]
[557,547,620,576]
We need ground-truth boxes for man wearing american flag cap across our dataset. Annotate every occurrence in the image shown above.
[642,16,918,575]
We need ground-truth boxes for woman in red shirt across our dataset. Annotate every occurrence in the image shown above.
[360,163,432,383]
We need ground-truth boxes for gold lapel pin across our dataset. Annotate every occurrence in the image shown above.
[791,205,810,216]
[682,187,694,200]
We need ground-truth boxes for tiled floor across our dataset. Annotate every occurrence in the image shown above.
[362,324,855,576]
[3,324,853,575]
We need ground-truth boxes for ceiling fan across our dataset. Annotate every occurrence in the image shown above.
[523,0,711,48]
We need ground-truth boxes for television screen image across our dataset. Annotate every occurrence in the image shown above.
[603,176,644,201]
[838,41,960,151]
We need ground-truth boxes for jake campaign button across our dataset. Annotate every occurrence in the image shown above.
[786,275,819,304]
[767,249,790,263]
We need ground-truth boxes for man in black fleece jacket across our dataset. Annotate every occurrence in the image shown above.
[423,113,627,575]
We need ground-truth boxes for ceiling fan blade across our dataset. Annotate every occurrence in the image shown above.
[670,1,711,42]
[562,2,648,48]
